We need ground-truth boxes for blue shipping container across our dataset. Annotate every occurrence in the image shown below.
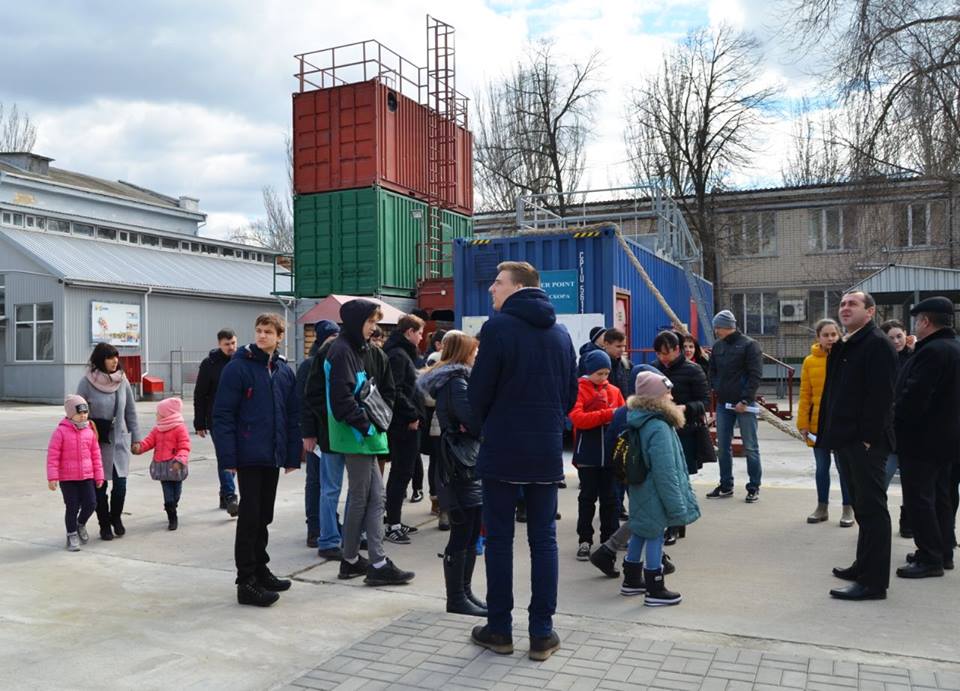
[453,227,714,360]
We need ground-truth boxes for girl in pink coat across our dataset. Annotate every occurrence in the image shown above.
[133,397,191,531]
[47,395,105,551]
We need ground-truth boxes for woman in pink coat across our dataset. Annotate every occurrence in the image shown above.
[133,397,191,531]
[47,395,104,551]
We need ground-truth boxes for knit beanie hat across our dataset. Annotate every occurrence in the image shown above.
[713,310,737,330]
[64,394,88,418]
[633,371,674,399]
[314,319,340,344]
[582,349,612,375]
[589,326,608,344]
[157,397,183,420]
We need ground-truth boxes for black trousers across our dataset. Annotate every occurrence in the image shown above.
[576,466,619,545]
[446,504,482,554]
[234,466,279,584]
[385,427,420,525]
[836,443,891,590]
[901,455,954,567]
[61,479,97,533]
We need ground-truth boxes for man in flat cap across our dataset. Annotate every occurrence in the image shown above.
[894,296,960,578]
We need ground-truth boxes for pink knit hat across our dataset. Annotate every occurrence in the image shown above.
[156,397,183,419]
[64,394,88,417]
[633,371,674,399]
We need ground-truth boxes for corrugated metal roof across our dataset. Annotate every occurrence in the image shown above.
[0,227,282,300]
[851,264,960,294]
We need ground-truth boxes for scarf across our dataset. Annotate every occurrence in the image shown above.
[86,368,124,393]
[70,419,90,430]
[155,412,185,432]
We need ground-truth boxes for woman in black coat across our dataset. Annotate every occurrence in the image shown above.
[418,332,486,617]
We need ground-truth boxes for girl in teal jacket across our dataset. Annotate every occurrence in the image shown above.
[621,371,701,606]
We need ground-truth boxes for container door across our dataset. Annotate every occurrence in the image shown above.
[614,290,631,351]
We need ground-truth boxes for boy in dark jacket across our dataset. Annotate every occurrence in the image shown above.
[212,314,301,607]
[383,314,426,544]
[570,350,625,561]
[707,310,764,502]
[194,328,238,514]
[324,299,414,587]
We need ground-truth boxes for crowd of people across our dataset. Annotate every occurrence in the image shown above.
[44,261,960,660]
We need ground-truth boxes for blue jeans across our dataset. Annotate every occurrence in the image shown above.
[161,480,182,505]
[319,451,346,550]
[210,431,235,499]
[715,407,762,491]
[305,452,321,536]
[814,447,851,505]
[625,533,664,568]
[884,454,899,489]
[482,480,558,638]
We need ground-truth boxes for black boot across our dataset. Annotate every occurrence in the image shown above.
[643,568,681,607]
[164,502,178,531]
[96,493,113,541]
[899,505,913,538]
[620,560,645,596]
[463,549,487,609]
[443,552,487,617]
[110,491,126,537]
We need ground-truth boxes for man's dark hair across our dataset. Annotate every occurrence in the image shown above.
[603,327,626,344]
[89,342,120,373]
[919,312,953,329]
[653,330,680,352]
[397,314,425,334]
[217,328,236,341]
[844,290,876,309]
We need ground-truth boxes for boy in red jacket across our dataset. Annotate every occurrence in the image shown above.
[47,395,105,551]
[569,350,625,561]
[133,397,191,531]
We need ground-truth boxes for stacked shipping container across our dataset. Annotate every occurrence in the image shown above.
[292,78,474,299]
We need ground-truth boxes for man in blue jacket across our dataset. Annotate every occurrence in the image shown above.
[468,261,578,662]
[213,313,302,607]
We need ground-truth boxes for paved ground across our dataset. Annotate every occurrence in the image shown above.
[2,400,959,690]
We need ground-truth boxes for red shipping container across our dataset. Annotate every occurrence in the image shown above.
[293,79,473,215]
[417,277,455,314]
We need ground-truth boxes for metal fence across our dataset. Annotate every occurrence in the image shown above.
[167,350,210,398]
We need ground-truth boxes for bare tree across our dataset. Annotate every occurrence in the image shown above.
[787,0,960,180]
[625,25,778,283]
[473,41,602,215]
[0,103,37,152]
[782,97,849,186]
[231,134,293,253]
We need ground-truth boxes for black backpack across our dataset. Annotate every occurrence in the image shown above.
[611,417,656,485]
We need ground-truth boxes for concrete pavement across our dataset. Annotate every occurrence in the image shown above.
[1,400,958,690]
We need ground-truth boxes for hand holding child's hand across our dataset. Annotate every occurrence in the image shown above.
[96,481,104,488]
[131,442,141,454]
[48,480,57,491]
[172,461,183,471]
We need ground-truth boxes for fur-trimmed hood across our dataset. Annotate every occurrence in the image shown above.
[626,395,686,429]
[418,363,472,398]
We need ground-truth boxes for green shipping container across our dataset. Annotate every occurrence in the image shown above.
[295,187,473,299]
[295,187,427,299]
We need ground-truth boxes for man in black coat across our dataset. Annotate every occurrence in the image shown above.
[653,331,711,474]
[893,296,960,578]
[817,291,898,600]
[383,314,427,544]
[194,328,239,515]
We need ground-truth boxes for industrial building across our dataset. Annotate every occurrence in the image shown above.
[0,152,292,403]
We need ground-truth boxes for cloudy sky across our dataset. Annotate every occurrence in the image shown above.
[0,0,821,239]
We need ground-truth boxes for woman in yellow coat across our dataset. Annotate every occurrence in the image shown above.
[797,318,853,527]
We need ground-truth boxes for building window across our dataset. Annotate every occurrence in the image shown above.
[180,241,191,250]
[47,219,70,233]
[731,292,779,335]
[11,213,24,227]
[35,217,45,229]
[25,216,35,228]
[15,303,54,361]
[161,237,179,250]
[141,234,159,247]
[203,244,219,255]
[1,212,10,225]
[897,203,931,248]
[73,223,94,237]
[808,289,843,324]
[97,227,117,241]
[808,207,858,252]
[728,212,776,257]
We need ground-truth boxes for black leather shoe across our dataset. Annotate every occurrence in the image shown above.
[831,565,859,581]
[829,583,886,600]
[256,568,292,591]
[471,625,514,655]
[906,551,954,570]
[896,562,945,579]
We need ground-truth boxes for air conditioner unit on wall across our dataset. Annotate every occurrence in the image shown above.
[779,300,806,322]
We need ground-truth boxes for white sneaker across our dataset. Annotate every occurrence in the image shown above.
[66,533,81,551]
[77,524,89,544]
